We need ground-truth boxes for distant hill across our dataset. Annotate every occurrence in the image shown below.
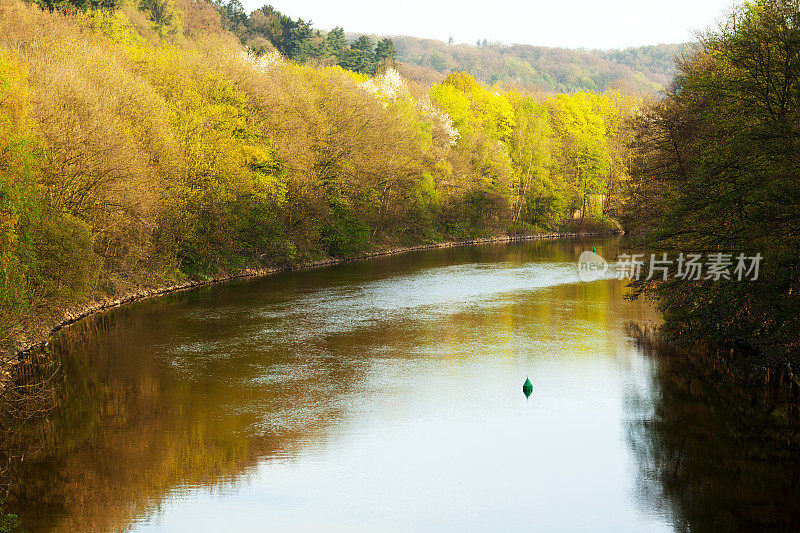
[209,1,684,94]
[364,35,688,94]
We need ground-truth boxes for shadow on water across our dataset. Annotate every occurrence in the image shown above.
[625,326,800,531]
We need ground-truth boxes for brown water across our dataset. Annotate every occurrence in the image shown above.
[4,237,800,531]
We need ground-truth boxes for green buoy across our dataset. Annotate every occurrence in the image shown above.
[523,377,533,398]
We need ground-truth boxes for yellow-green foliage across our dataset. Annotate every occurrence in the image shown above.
[0,49,100,334]
[0,0,633,347]
[430,70,628,227]
[436,72,515,142]
[0,52,35,324]
[548,92,618,217]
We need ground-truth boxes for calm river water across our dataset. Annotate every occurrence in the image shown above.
[5,237,800,531]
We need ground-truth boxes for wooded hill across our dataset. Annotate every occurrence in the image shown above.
[367,35,686,94]
[212,0,684,94]
[0,0,635,351]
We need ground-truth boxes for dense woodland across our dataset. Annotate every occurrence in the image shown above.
[0,0,635,350]
[1,0,798,363]
[2,1,800,530]
[203,0,682,92]
[623,0,800,358]
[390,37,683,94]
[212,0,397,75]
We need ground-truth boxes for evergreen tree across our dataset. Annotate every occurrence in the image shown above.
[34,0,118,12]
[324,26,347,55]
[374,38,396,70]
[245,4,296,56]
[139,0,177,37]
[287,18,317,61]
[341,35,376,74]
[213,0,247,32]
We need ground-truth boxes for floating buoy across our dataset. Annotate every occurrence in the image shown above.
[523,377,533,398]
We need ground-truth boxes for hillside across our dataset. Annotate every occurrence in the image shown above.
[211,2,684,94]
[385,36,686,94]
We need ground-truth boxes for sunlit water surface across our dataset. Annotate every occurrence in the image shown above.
[8,237,799,532]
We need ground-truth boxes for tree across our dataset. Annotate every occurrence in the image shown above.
[550,93,613,219]
[34,0,118,12]
[324,26,347,56]
[375,38,396,70]
[286,17,317,61]
[508,96,560,225]
[623,0,800,355]
[138,0,177,37]
[214,0,246,32]
[242,4,295,56]
[339,35,376,74]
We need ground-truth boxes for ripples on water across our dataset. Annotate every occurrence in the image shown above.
[3,237,799,532]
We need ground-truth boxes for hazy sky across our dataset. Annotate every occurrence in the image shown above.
[239,0,735,49]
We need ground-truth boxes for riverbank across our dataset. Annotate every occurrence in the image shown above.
[6,230,619,361]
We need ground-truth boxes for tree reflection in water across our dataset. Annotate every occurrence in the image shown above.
[626,325,800,531]
[3,238,800,532]
[0,306,357,533]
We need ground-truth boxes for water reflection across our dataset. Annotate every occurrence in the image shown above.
[625,333,800,530]
[1,237,798,531]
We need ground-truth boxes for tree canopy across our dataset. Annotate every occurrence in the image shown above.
[212,2,397,75]
[623,0,800,357]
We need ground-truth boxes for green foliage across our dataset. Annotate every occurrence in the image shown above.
[430,83,474,134]
[375,38,396,69]
[324,26,347,54]
[550,92,614,218]
[138,0,178,37]
[338,35,377,74]
[0,501,22,533]
[561,215,618,234]
[31,210,99,298]
[430,71,627,230]
[1,52,42,333]
[393,35,684,94]
[437,71,516,142]
[153,59,286,272]
[0,50,103,342]
[623,0,800,356]
[212,3,396,75]
[30,0,118,13]
[322,198,371,255]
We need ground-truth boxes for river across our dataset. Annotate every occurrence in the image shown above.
[4,236,799,531]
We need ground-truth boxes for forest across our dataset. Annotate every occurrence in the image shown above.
[2,0,798,363]
[0,0,635,352]
[623,0,800,359]
[3,1,800,531]
[389,37,683,94]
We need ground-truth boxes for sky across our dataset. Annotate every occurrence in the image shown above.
[239,0,736,49]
